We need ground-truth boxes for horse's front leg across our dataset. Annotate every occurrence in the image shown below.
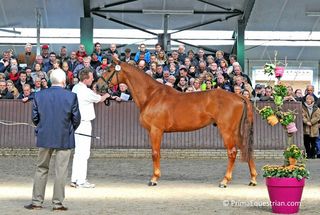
[148,127,163,186]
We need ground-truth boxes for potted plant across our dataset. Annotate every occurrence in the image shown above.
[262,145,309,214]
[259,52,309,214]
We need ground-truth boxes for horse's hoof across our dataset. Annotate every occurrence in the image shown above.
[219,183,227,188]
[248,181,257,186]
[148,181,157,186]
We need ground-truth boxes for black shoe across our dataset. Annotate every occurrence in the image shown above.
[24,204,42,210]
[53,205,68,211]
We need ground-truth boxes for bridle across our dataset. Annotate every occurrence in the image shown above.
[98,63,121,106]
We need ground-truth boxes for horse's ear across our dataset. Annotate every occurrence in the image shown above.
[112,55,120,65]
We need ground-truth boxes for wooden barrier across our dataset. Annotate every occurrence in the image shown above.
[0,100,303,149]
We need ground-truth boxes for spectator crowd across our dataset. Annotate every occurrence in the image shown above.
[0,41,320,158]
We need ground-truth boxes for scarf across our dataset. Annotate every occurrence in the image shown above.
[304,102,314,116]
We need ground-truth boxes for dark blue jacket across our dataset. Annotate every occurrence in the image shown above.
[32,86,81,149]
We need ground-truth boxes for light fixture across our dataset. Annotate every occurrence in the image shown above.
[305,11,320,17]
[142,9,194,15]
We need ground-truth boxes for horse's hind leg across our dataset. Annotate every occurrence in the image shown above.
[248,158,257,186]
[219,144,237,188]
[219,130,238,188]
[148,127,163,186]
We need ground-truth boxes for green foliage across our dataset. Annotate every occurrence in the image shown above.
[264,63,276,76]
[259,106,274,120]
[274,84,288,98]
[279,111,296,126]
[283,144,303,160]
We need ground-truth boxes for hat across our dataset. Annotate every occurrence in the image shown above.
[125,48,131,53]
[179,65,187,71]
[255,84,262,89]
[42,44,49,49]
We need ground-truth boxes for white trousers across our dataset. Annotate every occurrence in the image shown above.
[71,121,92,184]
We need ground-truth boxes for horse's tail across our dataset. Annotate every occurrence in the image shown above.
[239,98,254,162]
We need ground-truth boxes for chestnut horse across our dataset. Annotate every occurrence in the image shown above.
[97,60,257,188]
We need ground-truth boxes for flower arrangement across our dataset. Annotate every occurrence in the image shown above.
[259,52,309,182]
[262,145,309,180]
[262,164,309,180]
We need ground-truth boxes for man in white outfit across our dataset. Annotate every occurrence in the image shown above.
[71,68,110,188]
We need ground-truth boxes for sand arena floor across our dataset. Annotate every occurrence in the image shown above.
[0,156,319,215]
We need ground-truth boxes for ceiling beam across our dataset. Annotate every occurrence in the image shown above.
[91,9,242,15]
[91,0,139,12]
[196,0,241,12]
[83,0,91,17]
[171,13,242,35]
[92,12,158,36]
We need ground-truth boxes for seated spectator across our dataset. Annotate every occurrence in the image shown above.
[17,84,34,102]
[253,83,265,98]
[214,74,232,92]
[156,50,167,67]
[32,55,44,71]
[15,71,32,93]
[57,45,69,63]
[137,59,147,72]
[41,78,49,89]
[112,83,132,102]
[43,52,57,73]
[260,86,273,101]
[95,56,108,78]
[174,77,188,92]
[92,42,103,62]
[153,64,163,79]
[215,50,225,67]
[8,66,19,82]
[162,70,170,83]
[233,85,242,95]
[167,75,176,86]
[242,89,252,100]
[0,72,6,81]
[191,78,202,91]
[219,59,228,74]
[104,43,119,63]
[33,77,42,92]
[6,80,19,98]
[0,80,14,99]
[41,44,50,64]
[227,54,237,74]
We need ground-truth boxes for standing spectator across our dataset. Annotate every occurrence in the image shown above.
[120,48,133,63]
[260,86,274,101]
[153,43,162,55]
[215,50,225,67]
[90,53,101,70]
[57,46,69,63]
[111,83,132,101]
[76,44,87,58]
[43,52,57,73]
[227,54,237,74]
[177,45,186,64]
[104,43,119,63]
[33,77,42,92]
[294,89,304,101]
[70,68,110,188]
[0,80,14,99]
[304,84,318,103]
[68,51,79,72]
[73,56,93,78]
[61,61,74,90]
[302,95,320,159]
[134,43,151,64]
[156,50,167,67]
[17,43,36,67]
[24,69,81,211]
[0,50,11,73]
[41,44,50,64]
[92,42,103,62]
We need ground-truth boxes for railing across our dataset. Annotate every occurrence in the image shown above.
[0,100,303,149]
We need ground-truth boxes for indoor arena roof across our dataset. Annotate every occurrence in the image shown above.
[0,0,319,61]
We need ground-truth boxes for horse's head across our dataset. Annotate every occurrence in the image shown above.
[96,57,124,93]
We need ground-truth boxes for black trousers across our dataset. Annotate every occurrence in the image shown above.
[303,135,317,158]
